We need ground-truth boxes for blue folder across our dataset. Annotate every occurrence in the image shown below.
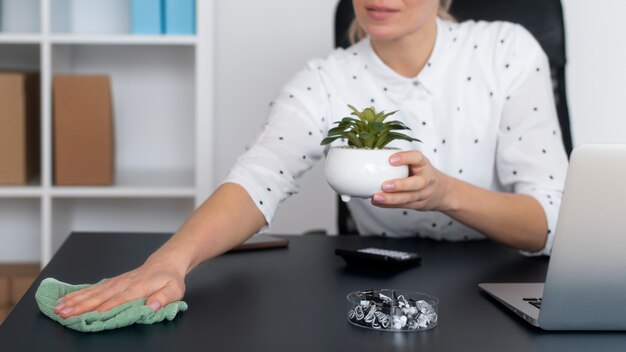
[131,0,163,34]
[164,0,195,35]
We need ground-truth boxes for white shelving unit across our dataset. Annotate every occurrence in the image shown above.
[0,0,215,265]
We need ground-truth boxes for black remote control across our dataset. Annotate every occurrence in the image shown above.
[335,247,422,268]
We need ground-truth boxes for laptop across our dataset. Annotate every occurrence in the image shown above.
[479,144,626,330]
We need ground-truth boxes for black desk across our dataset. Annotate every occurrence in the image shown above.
[1,232,625,351]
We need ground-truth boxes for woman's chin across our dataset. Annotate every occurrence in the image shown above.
[363,24,413,42]
[366,29,402,42]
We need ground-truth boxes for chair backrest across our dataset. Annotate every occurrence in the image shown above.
[334,0,572,234]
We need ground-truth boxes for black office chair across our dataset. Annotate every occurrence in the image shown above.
[334,0,572,235]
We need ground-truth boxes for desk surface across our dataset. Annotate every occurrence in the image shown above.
[1,232,625,351]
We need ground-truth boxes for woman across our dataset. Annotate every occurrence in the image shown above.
[54,0,567,318]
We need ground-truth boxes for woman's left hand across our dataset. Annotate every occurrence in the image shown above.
[372,150,456,211]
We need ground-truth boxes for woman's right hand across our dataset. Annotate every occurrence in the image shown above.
[53,256,186,319]
[52,183,267,319]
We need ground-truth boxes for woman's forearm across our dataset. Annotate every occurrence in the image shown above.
[443,177,548,252]
[54,183,266,318]
[146,182,267,274]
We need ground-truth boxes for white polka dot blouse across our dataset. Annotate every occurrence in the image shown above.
[224,18,569,256]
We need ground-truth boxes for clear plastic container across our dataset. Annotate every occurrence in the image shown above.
[346,289,439,332]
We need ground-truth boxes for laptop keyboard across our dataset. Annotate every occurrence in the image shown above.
[523,297,542,309]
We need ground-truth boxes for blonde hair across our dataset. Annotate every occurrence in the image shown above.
[348,0,455,44]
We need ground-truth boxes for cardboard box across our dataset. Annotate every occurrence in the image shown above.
[0,263,40,276]
[0,264,40,325]
[10,275,36,305]
[53,75,114,185]
[0,277,9,306]
[0,72,40,185]
[0,305,11,325]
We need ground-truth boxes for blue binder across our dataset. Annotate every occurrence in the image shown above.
[164,0,195,35]
[131,0,163,34]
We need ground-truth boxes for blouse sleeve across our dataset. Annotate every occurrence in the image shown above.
[222,62,331,228]
[496,25,569,256]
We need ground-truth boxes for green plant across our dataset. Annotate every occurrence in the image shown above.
[320,105,421,149]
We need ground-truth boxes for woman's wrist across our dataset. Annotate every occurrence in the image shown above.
[144,244,195,277]
[439,173,462,213]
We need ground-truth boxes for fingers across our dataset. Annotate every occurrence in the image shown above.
[145,281,185,312]
[384,151,432,193]
[54,285,102,314]
[54,276,130,317]
[378,175,431,206]
[373,189,431,206]
[57,284,98,303]
[57,286,103,308]
[382,175,430,193]
[378,151,439,208]
[56,280,181,318]
[373,199,429,210]
[389,151,427,167]
[55,283,122,318]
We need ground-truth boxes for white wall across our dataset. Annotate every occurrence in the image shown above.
[214,0,339,235]
[562,0,626,145]
[214,0,626,235]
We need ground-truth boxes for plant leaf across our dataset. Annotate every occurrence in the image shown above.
[320,135,343,145]
[345,132,364,148]
[362,107,377,121]
[386,122,411,131]
[321,104,422,149]
[347,104,360,115]
[369,121,384,132]
[373,130,389,149]
[379,132,422,148]
[340,117,360,124]
[358,131,371,137]
[328,124,352,135]
[364,134,377,148]
[375,110,398,123]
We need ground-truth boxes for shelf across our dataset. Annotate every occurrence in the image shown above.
[50,187,195,198]
[0,175,41,197]
[0,35,197,45]
[0,187,42,198]
[51,44,196,188]
[50,197,194,254]
[0,43,40,71]
[49,35,197,46]
[0,0,213,265]
[0,34,42,44]
[0,199,40,262]
[50,169,195,198]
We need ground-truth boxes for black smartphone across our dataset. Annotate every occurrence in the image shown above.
[335,247,422,268]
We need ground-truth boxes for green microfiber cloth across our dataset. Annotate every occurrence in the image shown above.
[35,277,188,332]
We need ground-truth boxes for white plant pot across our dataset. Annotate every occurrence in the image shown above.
[325,147,409,202]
